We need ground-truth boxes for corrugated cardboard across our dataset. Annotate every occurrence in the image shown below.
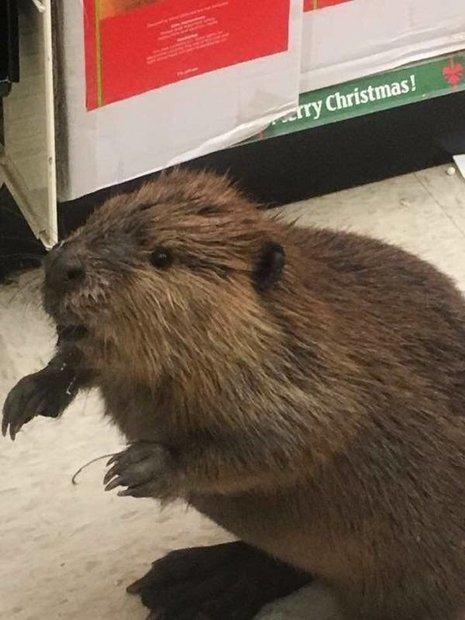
[56,0,303,201]
[301,0,465,93]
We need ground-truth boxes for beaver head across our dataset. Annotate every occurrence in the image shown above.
[42,170,288,382]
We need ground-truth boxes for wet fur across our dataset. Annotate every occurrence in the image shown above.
[43,170,465,618]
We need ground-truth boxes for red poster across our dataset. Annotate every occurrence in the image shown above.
[84,0,291,110]
[304,0,352,11]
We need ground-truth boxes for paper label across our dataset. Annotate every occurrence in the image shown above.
[84,0,291,109]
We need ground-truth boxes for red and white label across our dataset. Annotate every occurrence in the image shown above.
[85,0,291,110]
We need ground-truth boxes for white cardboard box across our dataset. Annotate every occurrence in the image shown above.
[301,0,465,93]
[56,0,303,201]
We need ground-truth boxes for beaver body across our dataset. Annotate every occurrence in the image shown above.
[4,170,465,619]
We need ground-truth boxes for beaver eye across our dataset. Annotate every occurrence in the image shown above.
[150,248,173,269]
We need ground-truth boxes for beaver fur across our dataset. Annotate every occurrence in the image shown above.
[4,169,465,619]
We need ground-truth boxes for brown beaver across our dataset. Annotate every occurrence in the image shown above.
[3,169,465,619]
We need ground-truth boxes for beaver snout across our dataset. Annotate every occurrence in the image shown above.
[44,245,86,295]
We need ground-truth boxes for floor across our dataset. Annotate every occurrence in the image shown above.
[1,164,465,620]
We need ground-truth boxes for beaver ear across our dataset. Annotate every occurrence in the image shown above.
[253,242,285,291]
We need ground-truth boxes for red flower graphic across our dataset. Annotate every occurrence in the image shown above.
[443,61,464,87]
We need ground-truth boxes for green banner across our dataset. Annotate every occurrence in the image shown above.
[254,52,465,142]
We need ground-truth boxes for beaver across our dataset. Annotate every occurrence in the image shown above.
[3,168,465,619]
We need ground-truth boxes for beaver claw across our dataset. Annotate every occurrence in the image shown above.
[2,367,78,441]
[104,442,179,499]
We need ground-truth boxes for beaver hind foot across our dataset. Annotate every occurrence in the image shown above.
[128,541,311,619]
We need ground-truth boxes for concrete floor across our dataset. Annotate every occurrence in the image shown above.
[1,164,465,620]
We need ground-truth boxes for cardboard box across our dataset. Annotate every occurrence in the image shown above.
[56,0,303,201]
[301,0,465,93]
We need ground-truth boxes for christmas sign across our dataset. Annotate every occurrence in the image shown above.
[255,52,465,140]
[84,0,291,109]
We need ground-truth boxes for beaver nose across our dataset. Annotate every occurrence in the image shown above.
[45,248,86,292]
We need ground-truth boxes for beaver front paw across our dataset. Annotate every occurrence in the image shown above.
[2,367,78,440]
[104,442,181,500]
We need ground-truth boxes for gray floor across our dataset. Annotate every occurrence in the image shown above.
[1,164,465,620]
